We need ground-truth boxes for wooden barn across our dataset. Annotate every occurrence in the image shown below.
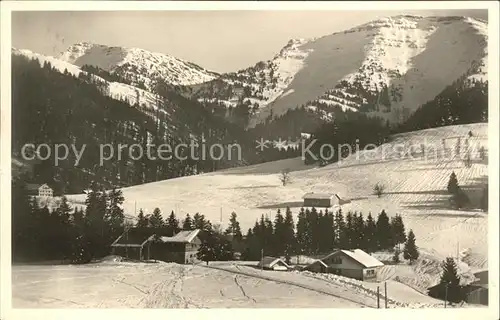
[303,192,344,208]
[464,270,488,305]
[304,249,384,281]
[257,256,291,271]
[111,228,201,264]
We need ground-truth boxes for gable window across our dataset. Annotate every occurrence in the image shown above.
[331,257,342,264]
[366,269,375,276]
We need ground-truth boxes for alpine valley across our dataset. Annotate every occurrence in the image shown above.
[12,15,488,193]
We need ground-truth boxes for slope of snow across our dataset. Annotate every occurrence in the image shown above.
[191,38,314,113]
[66,123,489,272]
[260,15,488,124]
[190,15,487,126]
[58,42,219,88]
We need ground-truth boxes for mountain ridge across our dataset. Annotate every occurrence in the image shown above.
[57,42,220,88]
[18,14,488,130]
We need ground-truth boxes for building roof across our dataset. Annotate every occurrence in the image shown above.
[257,256,290,268]
[303,192,334,200]
[26,183,51,191]
[321,249,384,268]
[310,259,328,268]
[111,227,174,246]
[160,229,200,243]
[472,270,488,287]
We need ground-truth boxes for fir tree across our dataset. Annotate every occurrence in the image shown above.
[149,208,164,228]
[309,207,320,253]
[376,210,393,250]
[296,208,309,254]
[106,187,125,237]
[166,211,180,234]
[447,172,459,194]
[353,213,365,250]
[403,229,419,263]
[345,211,355,249]
[197,232,217,264]
[273,209,286,256]
[224,212,243,241]
[438,257,464,303]
[392,248,401,263]
[136,209,149,228]
[263,215,274,255]
[182,213,194,230]
[364,213,377,253]
[283,206,296,263]
[334,209,347,248]
[193,212,212,232]
[391,214,407,249]
[52,196,72,259]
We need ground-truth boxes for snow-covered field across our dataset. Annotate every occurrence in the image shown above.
[12,260,449,308]
[14,123,489,308]
[66,123,488,269]
[12,261,366,308]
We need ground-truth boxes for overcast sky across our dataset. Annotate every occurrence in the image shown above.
[12,10,488,73]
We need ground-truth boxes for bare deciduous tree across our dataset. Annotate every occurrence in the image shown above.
[280,168,291,186]
[373,183,385,198]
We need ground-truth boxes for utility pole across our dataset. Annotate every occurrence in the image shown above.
[384,282,388,308]
[134,201,137,215]
[444,284,448,308]
[377,286,380,308]
[261,248,264,272]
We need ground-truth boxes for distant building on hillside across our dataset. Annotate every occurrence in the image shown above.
[26,183,53,197]
[257,256,291,271]
[303,192,346,208]
[111,228,202,264]
[304,249,384,281]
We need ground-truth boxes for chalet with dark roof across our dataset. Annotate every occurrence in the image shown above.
[111,227,202,264]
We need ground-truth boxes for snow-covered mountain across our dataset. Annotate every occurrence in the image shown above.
[13,48,166,117]
[58,42,220,88]
[15,15,488,129]
[190,15,488,125]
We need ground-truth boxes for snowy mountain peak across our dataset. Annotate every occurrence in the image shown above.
[190,14,488,126]
[58,42,219,88]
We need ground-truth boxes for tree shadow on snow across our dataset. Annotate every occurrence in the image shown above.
[257,201,305,209]
[396,166,463,172]
[219,185,277,190]
[402,198,452,211]
[422,212,486,219]
[385,190,448,196]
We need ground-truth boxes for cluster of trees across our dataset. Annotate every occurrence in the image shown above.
[12,55,258,193]
[241,207,419,264]
[80,64,136,87]
[302,111,391,165]
[395,76,488,133]
[12,176,126,263]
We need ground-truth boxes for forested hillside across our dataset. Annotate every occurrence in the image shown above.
[11,55,256,193]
